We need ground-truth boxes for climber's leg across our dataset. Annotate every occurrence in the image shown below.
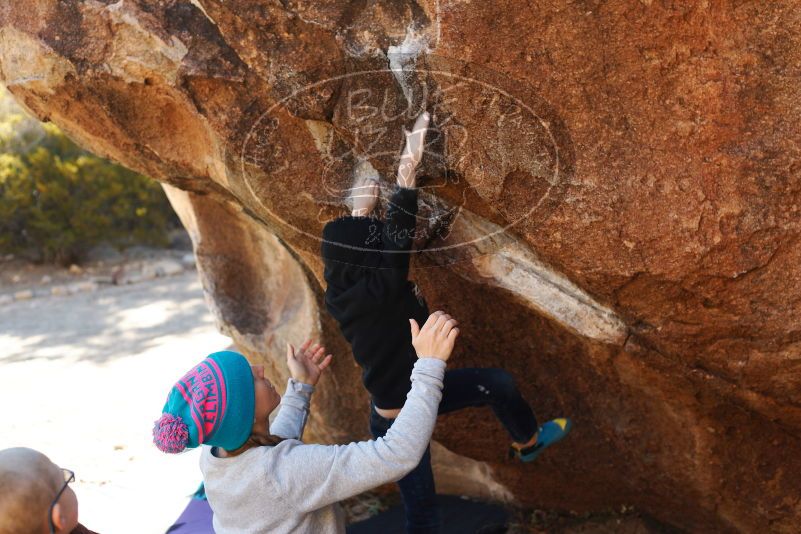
[438,368,538,442]
[369,403,441,534]
[438,368,571,462]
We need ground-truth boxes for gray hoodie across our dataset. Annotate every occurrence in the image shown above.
[199,357,446,534]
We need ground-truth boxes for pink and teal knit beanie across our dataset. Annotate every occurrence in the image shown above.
[153,350,255,453]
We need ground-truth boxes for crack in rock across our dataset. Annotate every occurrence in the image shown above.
[386,23,430,106]
[441,209,629,344]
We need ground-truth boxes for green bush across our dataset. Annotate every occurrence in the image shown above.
[0,87,179,264]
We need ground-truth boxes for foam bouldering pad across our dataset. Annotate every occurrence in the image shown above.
[165,498,214,534]
[346,494,509,534]
[166,494,509,533]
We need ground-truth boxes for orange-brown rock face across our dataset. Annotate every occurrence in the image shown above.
[2,1,799,531]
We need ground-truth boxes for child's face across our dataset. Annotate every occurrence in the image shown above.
[251,365,281,423]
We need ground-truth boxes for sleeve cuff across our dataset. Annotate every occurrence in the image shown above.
[412,357,446,376]
[389,185,419,215]
[395,185,419,196]
[287,378,315,396]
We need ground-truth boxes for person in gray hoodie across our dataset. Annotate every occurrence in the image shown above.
[153,310,459,534]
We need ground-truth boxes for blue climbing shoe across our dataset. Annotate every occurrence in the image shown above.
[509,418,572,463]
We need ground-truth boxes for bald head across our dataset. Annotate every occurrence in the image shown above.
[0,447,66,534]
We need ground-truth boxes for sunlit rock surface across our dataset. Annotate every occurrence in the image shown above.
[2,2,800,531]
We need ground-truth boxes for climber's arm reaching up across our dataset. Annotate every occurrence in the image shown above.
[380,111,430,275]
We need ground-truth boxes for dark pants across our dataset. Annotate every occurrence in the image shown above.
[368,368,538,534]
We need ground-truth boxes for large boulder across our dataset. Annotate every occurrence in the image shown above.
[2,1,799,531]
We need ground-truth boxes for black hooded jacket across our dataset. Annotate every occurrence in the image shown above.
[321,186,429,409]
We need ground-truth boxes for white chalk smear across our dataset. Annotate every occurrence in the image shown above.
[387,24,431,105]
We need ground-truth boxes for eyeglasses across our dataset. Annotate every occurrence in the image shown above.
[48,468,75,534]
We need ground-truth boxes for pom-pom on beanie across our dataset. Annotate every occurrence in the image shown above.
[153,350,255,453]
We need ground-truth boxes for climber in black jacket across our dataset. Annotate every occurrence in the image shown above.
[321,110,572,534]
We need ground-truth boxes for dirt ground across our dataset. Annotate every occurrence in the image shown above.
[0,244,193,299]
[0,270,229,534]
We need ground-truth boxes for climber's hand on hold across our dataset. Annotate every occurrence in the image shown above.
[350,173,380,217]
[409,310,459,362]
[397,111,430,189]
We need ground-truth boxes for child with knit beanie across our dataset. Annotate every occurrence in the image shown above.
[321,110,572,533]
[153,310,459,534]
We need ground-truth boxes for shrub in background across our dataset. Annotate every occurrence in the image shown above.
[0,87,179,265]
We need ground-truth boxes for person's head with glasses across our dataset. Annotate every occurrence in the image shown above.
[0,447,79,534]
